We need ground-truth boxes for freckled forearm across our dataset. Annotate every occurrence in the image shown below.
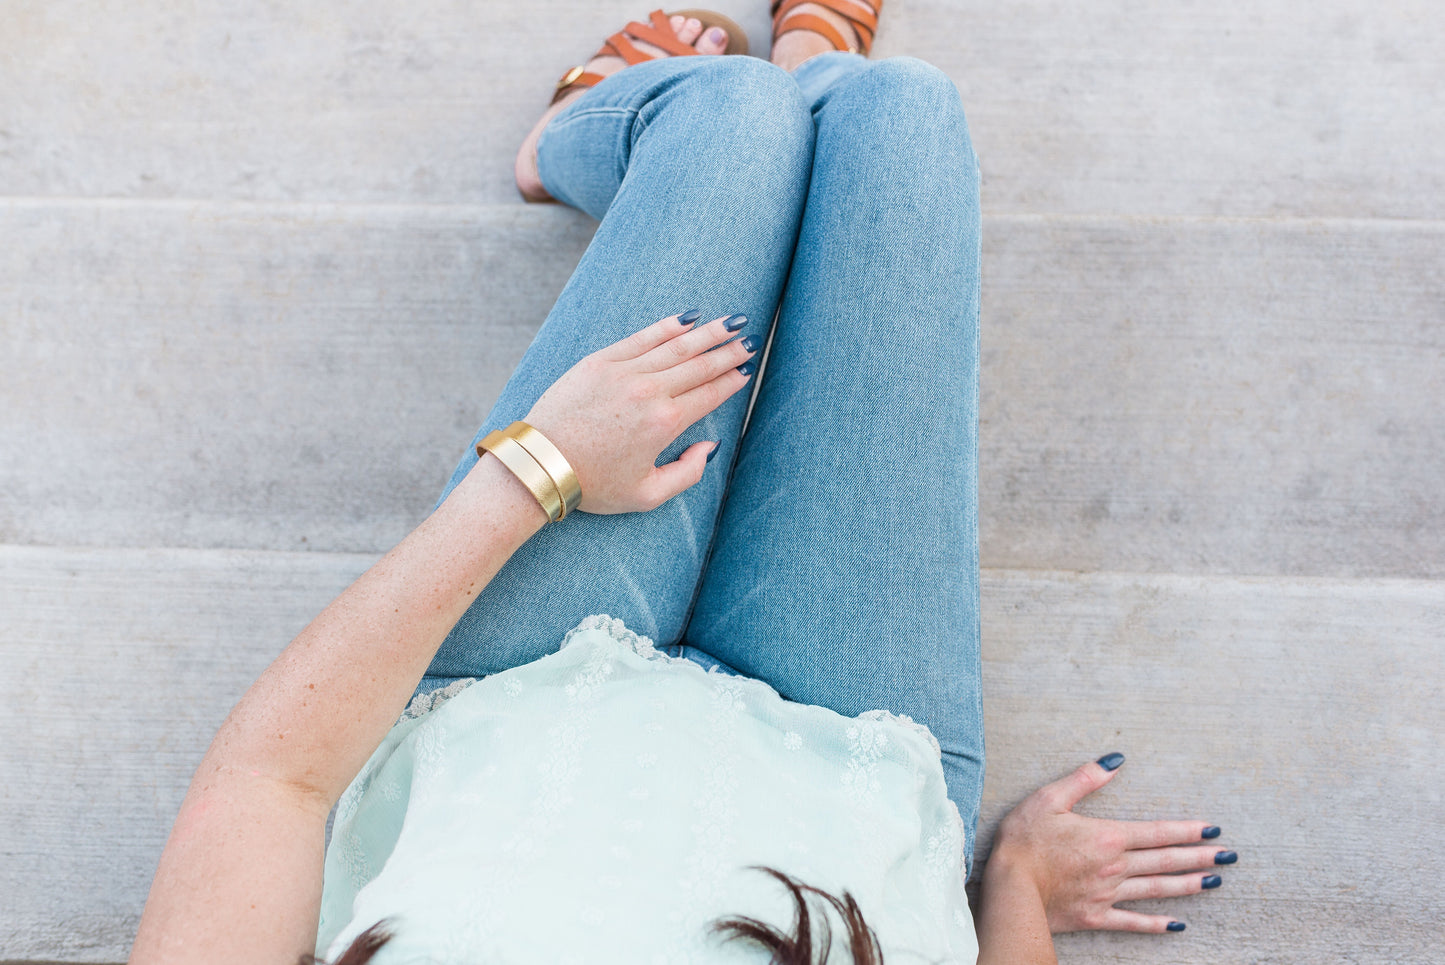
[200,455,547,806]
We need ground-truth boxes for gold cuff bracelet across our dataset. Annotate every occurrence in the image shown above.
[478,429,564,522]
[503,422,583,520]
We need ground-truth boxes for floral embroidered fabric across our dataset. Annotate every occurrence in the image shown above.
[318,615,978,963]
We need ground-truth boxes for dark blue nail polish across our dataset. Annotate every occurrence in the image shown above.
[737,360,757,377]
[1166,921,1186,932]
[1201,874,1222,889]
[1096,752,1125,771]
[679,309,702,324]
[740,334,761,352]
[1201,826,1221,839]
[706,441,720,463]
[723,313,748,332]
[1214,850,1237,865]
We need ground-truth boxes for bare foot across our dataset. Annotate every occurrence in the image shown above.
[515,14,731,202]
[770,1,878,73]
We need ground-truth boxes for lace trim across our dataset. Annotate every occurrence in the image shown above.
[403,615,948,761]
[401,676,477,720]
[560,613,664,659]
[857,709,943,758]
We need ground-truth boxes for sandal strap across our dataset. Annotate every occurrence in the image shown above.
[606,9,702,64]
[553,9,703,104]
[774,12,855,53]
[771,0,878,53]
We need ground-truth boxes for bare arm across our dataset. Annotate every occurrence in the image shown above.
[974,755,1234,963]
[130,458,545,963]
[130,312,759,964]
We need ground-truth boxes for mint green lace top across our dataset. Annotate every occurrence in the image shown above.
[317,615,978,963]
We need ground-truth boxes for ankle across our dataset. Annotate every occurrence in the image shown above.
[770,32,835,72]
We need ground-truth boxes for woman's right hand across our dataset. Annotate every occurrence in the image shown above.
[520,311,758,515]
[988,755,1229,934]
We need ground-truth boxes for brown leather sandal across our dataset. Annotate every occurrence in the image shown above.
[770,0,881,56]
[551,9,750,105]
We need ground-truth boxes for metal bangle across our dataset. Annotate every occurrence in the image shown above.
[477,430,563,522]
[503,421,583,520]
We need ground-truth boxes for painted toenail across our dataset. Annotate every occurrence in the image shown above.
[707,27,726,45]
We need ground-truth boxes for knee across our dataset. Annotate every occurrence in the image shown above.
[831,57,977,171]
[672,56,813,156]
[861,57,966,116]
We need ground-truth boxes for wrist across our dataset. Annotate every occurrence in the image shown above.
[983,841,1049,904]
[451,452,551,537]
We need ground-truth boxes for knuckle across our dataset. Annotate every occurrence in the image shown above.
[646,402,681,432]
[627,380,660,404]
[1096,828,1128,854]
[700,380,724,409]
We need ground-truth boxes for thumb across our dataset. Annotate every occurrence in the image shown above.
[642,441,717,508]
[1048,753,1126,812]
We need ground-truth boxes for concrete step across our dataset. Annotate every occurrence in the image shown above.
[1,0,1441,217]
[4,201,1442,578]
[1,545,1439,962]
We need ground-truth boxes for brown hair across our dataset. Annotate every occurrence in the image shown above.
[302,866,883,964]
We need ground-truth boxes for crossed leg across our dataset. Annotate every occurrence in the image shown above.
[683,54,986,862]
[422,55,813,683]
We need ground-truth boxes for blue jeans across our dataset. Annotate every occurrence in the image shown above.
[424,52,983,860]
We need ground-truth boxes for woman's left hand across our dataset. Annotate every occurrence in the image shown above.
[987,754,1233,934]
[521,311,758,515]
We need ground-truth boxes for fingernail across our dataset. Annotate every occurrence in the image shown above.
[679,309,701,324]
[740,334,761,352]
[1214,850,1237,865]
[737,360,757,377]
[706,441,720,463]
[1166,921,1186,932]
[707,26,726,45]
[723,313,748,332]
[1096,752,1125,771]
[1201,874,1222,889]
[1201,826,1221,839]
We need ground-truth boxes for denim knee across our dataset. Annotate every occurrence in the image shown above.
[660,56,814,160]
[857,57,966,114]
[827,57,977,167]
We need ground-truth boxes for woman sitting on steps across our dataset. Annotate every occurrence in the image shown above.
[131,3,1235,962]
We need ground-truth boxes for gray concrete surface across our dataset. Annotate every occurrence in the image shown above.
[2,0,1441,961]
[5,1,1442,217]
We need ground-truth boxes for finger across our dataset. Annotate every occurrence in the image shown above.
[1040,754,1124,813]
[635,313,746,372]
[1096,908,1187,934]
[672,364,755,426]
[1127,844,1233,875]
[1115,871,1220,902]
[663,332,759,395]
[598,311,701,362]
[637,441,715,510]
[1123,820,1222,850]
